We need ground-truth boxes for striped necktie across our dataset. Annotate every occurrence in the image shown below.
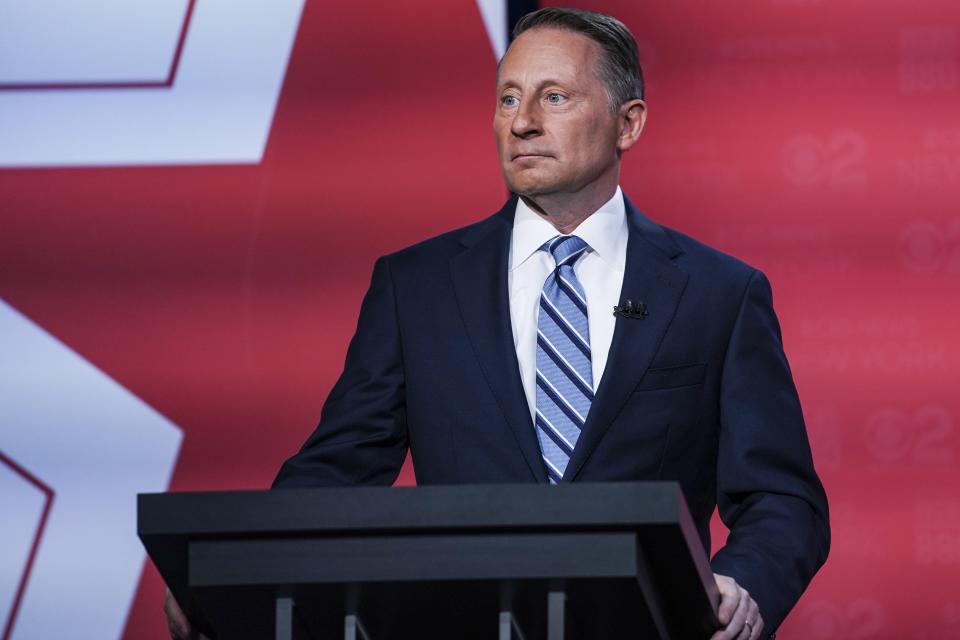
[535,235,593,484]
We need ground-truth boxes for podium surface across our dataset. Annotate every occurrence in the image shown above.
[139,482,719,639]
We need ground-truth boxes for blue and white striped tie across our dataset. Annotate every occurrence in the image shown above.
[535,235,593,484]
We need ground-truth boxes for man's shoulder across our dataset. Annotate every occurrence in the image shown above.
[628,203,758,286]
[665,224,757,279]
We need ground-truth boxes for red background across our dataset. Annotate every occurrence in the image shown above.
[2,1,958,637]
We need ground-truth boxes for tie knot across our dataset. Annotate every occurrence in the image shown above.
[544,235,589,268]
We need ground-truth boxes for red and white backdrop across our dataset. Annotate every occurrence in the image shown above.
[1,0,958,638]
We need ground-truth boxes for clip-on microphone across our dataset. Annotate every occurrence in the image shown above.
[613,299,648,319]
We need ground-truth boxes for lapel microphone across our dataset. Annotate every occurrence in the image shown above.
[613,299,648,319]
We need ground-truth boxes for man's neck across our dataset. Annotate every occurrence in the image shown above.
[520,183,619,235]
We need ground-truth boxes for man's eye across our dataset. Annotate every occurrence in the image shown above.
[546,93,566,104]
[502,95,519,107]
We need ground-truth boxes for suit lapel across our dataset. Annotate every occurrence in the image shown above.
[564,199,689,481]
[450,197,548,483]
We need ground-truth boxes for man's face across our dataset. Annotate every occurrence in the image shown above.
[494,28,623,198]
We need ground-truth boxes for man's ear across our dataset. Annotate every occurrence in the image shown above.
[618,99,647,153]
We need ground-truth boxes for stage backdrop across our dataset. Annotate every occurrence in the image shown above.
[1,1,958,638]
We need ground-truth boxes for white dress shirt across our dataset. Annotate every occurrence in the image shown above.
[508,186,628,423]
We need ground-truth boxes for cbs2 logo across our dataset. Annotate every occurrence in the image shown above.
[781,130,867,187]
[899,219,960,274]
[865,406,955,463]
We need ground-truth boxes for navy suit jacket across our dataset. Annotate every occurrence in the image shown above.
[274,196,830,633]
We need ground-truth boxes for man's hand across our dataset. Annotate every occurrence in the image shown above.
[163,588,210,640]
[710,574,764,640]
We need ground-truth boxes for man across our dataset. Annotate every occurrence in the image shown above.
[167,8,828,639]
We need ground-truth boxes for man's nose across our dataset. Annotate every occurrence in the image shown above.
[510,99,542,138]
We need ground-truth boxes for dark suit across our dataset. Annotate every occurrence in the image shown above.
[274,196,830,633]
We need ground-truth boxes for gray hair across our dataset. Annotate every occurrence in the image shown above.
[511,7,645,110]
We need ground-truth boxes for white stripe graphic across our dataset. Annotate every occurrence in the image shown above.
[0,298,182,639]
[0,0,306,166]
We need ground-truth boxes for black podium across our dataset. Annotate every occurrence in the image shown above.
[138,482,719,639]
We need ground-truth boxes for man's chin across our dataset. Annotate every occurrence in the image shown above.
[502,176,556,198]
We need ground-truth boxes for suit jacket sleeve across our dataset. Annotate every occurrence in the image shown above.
[709,269,830,634]
[272,256,409,488]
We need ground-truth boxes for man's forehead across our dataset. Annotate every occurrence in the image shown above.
[498,28,600,86]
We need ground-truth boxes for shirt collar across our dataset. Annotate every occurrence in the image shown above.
[509,185,627,272]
